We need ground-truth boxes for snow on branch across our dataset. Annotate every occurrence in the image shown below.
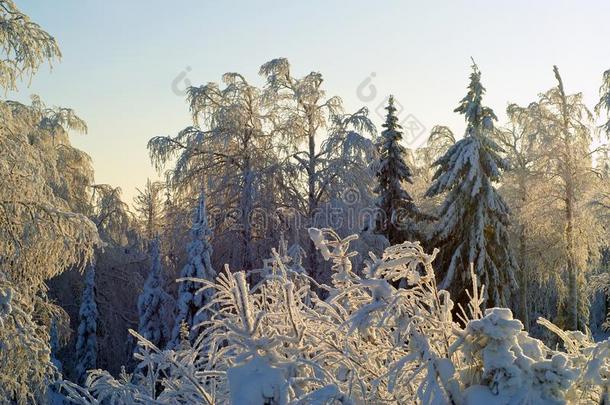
[63,228,610,404]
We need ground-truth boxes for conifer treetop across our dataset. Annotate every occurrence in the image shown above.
[170,189,216,347]
[383,95,401,131]
[454,60,498,135]
[374,95,420,244]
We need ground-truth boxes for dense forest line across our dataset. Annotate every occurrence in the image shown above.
[2,1,610,403]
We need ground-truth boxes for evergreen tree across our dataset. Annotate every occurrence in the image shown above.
[170,191,216,347]
[49,321,62,372]
[374,95,419,244]
[425,62,518,307]
[75,263,98,384]
[137,238,174,349]
[595,68,610,135]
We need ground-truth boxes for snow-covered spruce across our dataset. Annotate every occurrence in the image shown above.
[75,263,98,384]
[374,95,419,244]
[137,238,174,349]
[169,190,216,347]
[425,62,518,307]
[63,227,610,404]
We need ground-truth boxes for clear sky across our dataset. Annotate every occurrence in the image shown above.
[9,0,610,203]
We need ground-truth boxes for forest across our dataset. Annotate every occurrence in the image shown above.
[2,1,610,404]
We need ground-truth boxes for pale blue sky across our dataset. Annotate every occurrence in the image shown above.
[9,0,610,202]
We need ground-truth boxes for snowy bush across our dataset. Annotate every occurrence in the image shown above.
[62,228,610,404]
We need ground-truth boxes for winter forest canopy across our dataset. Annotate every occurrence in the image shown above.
[4,1,610,404]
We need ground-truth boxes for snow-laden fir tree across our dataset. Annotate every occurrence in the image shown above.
[425,62,518,307]
[169,190,216,347]
[595,67,610,135]
[75,263,98,384]
[49,321,62,372]
[137,238,174,349]
[374,95,419,244]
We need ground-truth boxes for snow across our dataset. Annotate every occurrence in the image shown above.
[463,385,511,405]
[227,356,288,405]
[60,227,610,404]
[0,286,13,326]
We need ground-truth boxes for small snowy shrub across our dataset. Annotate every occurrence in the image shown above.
[63,228,610,404]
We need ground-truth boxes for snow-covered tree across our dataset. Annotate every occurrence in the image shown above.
[89,184,134,246]
[0,0,160,394]
[425,62,518,307]
[1,96,98,294]
[596,67,610,136]
[0,0,61,91]
[529,66,604,331]
[49,321,63,372]
[0,97,102,382]
[259,58,376,276]
[67,183,147,377]
[591,69,610,336]
[75,263,98,384]
[492,103,549,329]
[374,95,419,244]
[0,4,100,398]
[157,184,189,280]
[150,60,377,283]
[134,179,165,241]
[169,191,216,347]
[138,238,174,349]
[149,72,279,273]
[0,276,60,404]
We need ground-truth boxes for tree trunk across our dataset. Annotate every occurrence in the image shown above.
[565,185,579,331]
[555,66,580,331]
[518,222,529,329]
[241,169,253,273]
[306,116,319,280]
[241,129,255,283]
